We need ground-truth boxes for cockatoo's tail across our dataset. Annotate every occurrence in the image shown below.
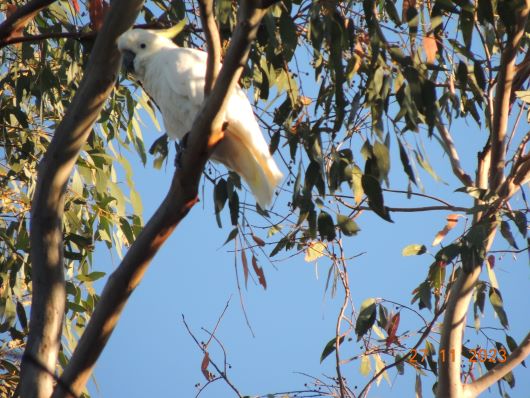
[117,28,283,208]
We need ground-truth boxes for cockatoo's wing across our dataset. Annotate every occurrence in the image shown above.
[143,48,208,140]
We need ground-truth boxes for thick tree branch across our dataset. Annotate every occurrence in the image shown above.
[0,0,56,44]
[490,2,530,190]
[463,331,530,398]
[51,2,271,397]
[20,1,144,397]
[198,0,221,95]
[436,118,473,186]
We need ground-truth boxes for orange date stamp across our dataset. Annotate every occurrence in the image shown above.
[409,348,507,363]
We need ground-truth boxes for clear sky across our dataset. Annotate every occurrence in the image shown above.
[86,111,530,397]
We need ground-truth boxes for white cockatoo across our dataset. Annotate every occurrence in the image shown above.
[117,28,283,208]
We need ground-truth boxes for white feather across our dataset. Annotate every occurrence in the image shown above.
[117,29,283,208]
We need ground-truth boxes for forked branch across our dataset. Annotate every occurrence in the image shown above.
[51,2,273,397]
[463,331,530,398]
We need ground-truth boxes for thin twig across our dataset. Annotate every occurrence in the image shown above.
[182,315,243,398]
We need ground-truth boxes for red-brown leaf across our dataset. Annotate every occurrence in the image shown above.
[385,312,400,347]
[70,0,80,14]
[201,352,212,381]
[241,249,249,288]
[487,254,495,269]
[252,234,265,247]
[252,255,267,290]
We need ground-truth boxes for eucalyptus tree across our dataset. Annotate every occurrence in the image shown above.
[0,1,529,397]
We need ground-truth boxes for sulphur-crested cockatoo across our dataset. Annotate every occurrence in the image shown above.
[117,28,283,208]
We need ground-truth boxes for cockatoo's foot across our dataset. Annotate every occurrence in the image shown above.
[174,132,190,169]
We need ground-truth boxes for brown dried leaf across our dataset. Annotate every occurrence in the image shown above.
[423,34,437,64]
[241,249,249,288]
[252,255,267,290]
[201,352,212,381]
[385,312,400,347]
[432,214,461,246]
[251,234,265,247]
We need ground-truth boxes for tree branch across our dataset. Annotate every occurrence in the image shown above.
[20,0,144,397]
[489,2,530,191]
[198,0,221,95]
[51,2,271,397]
[0,0,56,44]
[21,1,144,397]
[463,331,530,398]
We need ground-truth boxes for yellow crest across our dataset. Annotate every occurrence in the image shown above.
[156,19,187,39]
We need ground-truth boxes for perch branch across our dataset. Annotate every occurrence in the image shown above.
[51,2,271,397]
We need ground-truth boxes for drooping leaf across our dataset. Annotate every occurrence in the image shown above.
[360,355,372,376]
[318,211,336,241]
[305,241,327,262]
[320,336,345,363]
[336,214,360,236]
[500,220,519,249]
[361,175,393,222]
[252,255,267,290]
[355,298,377,339]
[489,287,509,329]
[241,249,249,288]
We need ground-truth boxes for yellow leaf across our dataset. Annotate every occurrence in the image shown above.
[360,355,371,376]
[373,353,391,386]
[305,241,326,262]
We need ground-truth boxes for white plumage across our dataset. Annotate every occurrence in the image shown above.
[117,29,283,208]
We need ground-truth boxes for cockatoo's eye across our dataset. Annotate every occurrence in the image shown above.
[140,43,146,49]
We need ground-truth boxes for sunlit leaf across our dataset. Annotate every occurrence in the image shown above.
[305,241,327,262]
[402,244,427,256]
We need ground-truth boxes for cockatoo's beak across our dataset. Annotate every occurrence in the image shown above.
[121,50,136,74]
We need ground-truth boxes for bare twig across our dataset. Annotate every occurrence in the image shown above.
[182,315,243,398]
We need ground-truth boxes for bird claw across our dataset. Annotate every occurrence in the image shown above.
[174,132,190,169]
